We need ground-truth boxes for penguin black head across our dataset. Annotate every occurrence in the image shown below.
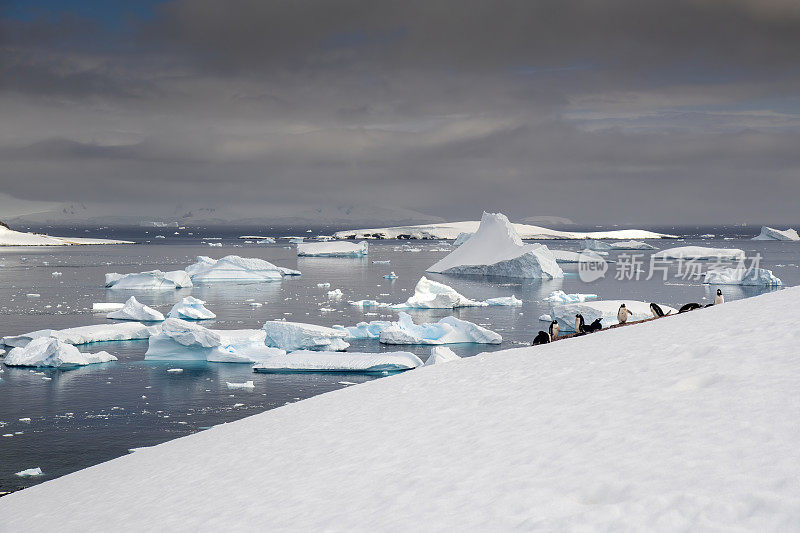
[550,320,558,326]
[716,289,722,296]
[620,303,626,308]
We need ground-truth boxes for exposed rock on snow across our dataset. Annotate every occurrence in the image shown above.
[105,270,192,290]
[297,241,368,257]
[653,246,745,261]
[167,297,216,320]
[262,321,350,351]
[752,226,800,241]
[427,212,563,279]
[552,300,677,332]
[423,346,461,366]
[545,290,598,304]
[0,225,132,246]
[4,337,117,368]
[704,267,782,286]
[107,297,165,322]
[253,350,423,373]
[379,312,502,345]
[2,323,158,348]
[185,255,299,283]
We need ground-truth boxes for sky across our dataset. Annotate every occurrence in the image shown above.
[1,0,799,225]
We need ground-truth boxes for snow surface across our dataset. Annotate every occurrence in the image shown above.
[2,322,158,348]
[704,267,783,286]
[262,321,350,351]
[752,226,800,241]
[167,296,216,320]
[0,225,132,246]
[107,297,165,321]
[380,312,502,345]
[105,270,193,290]
[427,212,563,279]
[3,337,117,368]
[185,255,299,282]
[5,288,800,530]
[552,300,677,332]
[253,350,423,373]
[296,240,368,257]
[653,246,745,261]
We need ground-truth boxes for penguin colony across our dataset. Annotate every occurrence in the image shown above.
[532,291,726,345]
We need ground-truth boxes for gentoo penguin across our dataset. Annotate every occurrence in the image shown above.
[617,303,631,324]
[678,302,702,313]
[532,331,551,345]
[585,318,603,333]
[714,289,725,305]
[548,320,559,341]
[575,314,586,334]
[650,302,665,318]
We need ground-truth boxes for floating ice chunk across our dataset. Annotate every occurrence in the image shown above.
[379,312,501,345]
[262,321,350,351]
[4,337,117,368]
[552,300,677,332]
[703,267,782,286]
[207,242,222,247]
[92,302,125,312]
[372,260,390,264]
[653,246,745,261]
[545,290,598,304]
[485,295,523,306]
[453,232,473,247]
[332,321,394,339]
[226,381,255,390]
[393,277,485,309]
[207,343,284,364]
[317,282,331,288]
[145,319,279,363]
[257,238,276,244]
[105,270,192,290]
[2,322,157,348]
[327,289,343,299]
[26,294,40,298]
[539,314,552,321]
[15,467,43,478]
[427,213,563,279]
[752,226,800,241]
[51,271,62,277]
[167,296,216,320]
[608,240,658,250]
[383,272,398,279]
[349,300,391,308]
[424,346,461,366]
[253,350,422,373]
[166,368,183,373]
[582,239,613,251]
[297,241,368,257]
[107,297,165,322]
[185,255,299,282]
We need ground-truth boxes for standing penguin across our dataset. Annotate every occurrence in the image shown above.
[532,331,550,345]
[650,302,665,318]
[617,303,631,324]
[575,313,586,334]
[714,288,725,305]
[548,320,559,341]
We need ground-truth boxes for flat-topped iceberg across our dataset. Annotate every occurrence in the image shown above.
[545,290,598,304]
[2,322,158,348]
[253,350,423,373]
[653,246,745,261]
[552,300,677,332]
[583,239,657,251]
[394,276,484,309]
[380,312,502,345]
[107,297,164,321]
[0,225,132,246]
[485,295,523,306]
[427,212,563,279]
[423,346,461,366]
[262,321,350,351]
[704,267,782,286]
[297,241,368,257]
[4,337,117,369]
[105,270,192,290]
[752,226,800,241]
[185,255,299,283]
[167,296,216,320]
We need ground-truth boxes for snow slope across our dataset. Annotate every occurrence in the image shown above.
[0,225,132,246]
[3,288,800,531]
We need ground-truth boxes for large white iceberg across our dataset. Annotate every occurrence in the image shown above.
[552,300,677,332]
[107,297,164,321]
[379,312,501,345]
[297,241,368,257]
[2,322,158,348]
[427,212,563,279]
[703,267,782,286]
[653,246,745,261]
[4,337,117,368]
[752,226,800,241]
[253,350,423,373]
[167,296,216,320]
[105,270,193,290]
[262,321,350,351]
[185,255,300,283]
[393,276,484,309]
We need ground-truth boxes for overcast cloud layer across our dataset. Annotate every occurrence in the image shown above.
[1,0,799,225]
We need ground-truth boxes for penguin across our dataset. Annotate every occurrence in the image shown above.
[532,331,550,345]
[617,303,631,324]
[704,303,715,308]
[548,320,559,341]
[575,313,586,334]
[650,302,665,318]
[678,302,702,313]
[714,288,725,305]
[585,318,603,333]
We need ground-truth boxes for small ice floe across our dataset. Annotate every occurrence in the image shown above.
[317,282,331,288]
[545,290,598,304]
[226,381,255,390]
[166,368,184,373]
[92,302,125,312]
[249,302,263,307]
[383,272,398,279]
[423,346,461,366]
[51,272,62,277]
[327,289,343,299]
[107,296,165,322]
[207,242,222,247]
[19,417,31,423]
[349,299,391,308]
[485,295,523,306]
[26,294,40,298]
[539,314,553,321]
[15,467,43,478]
[372,260,390,264]
[233,403,245,407]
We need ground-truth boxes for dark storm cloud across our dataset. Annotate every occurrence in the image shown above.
[1,0,799,224]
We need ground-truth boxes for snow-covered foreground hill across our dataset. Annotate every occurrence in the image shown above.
[3,288,800,531]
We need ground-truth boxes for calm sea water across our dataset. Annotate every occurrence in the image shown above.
[1,225,797,493]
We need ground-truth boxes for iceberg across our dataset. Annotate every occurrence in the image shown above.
[167,296,216,320]
[349,300,391,308]
[262,321,350,351]
[185,255,299,283]
[453,232,473,246]
[752,226,800,241]
[379,312,501,345]
[226,381,255,390]
[608,240,658,250]
[4,337,117,368]
[253,350,423,373]
[653,246,745,261]
[703,267,782,286]
[92,302,125,312]
[544,290,598,304]
[427,212,563,279]
[485,295,523,306]
[297,241,368,257]
[552,300,677,332]
[333,321,394,339]
[582,239,613,251]
[0,225,132,246]
[393,277,485,309]
[105,270,193,290]
[15,467,43,478]
[107,297,165,322]
[2,322,158,348]
[423,346,461,366]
